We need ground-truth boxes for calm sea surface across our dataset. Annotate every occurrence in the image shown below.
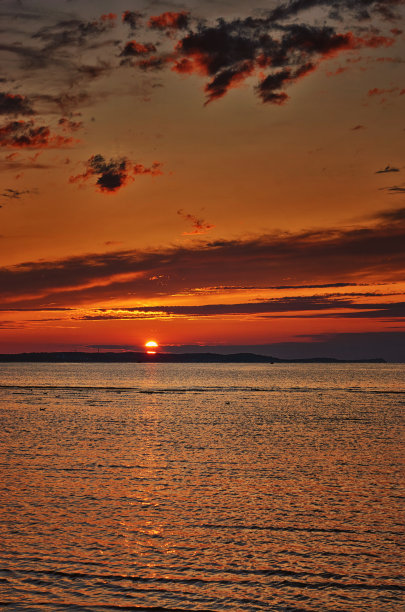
[0,363,404,611]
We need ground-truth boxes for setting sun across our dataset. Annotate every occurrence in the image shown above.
[145,340,158,348]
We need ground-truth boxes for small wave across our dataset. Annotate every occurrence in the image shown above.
[0,604,211,612]
[0,383,403,395]
[201,523,403,536]
[7,567,404,592]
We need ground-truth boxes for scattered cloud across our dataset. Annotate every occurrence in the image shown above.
[0,187,37,200]
[69,154,163,193]
[368,86,405,96]
[375,164,400,173]
[0,120,77,149]
[0,4,402,112]
[137,14,396,104]
[177,209,215,235]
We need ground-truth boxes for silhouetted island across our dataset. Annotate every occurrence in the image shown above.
[0,352,386,363]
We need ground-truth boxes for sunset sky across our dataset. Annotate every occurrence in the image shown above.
[0,0,404,359]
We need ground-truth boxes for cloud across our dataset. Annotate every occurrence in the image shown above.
[137,14,396,104]
[35,91,94,116]
[0,206,403,308]
[77,296,405,320]
[31,16,117,53]
[69,154,163,193]
[265,0,404,23]
[0,187,37,200]
[122,11,144,32]
[0,120,76,148]
[380,185,405,193]
[368,86,405,96]
[371,206,405,221]
[0,92,35,116]
[0,157,52,173]
[58,117,83,133]
[119,40,157,61]
[85,344,139,351]
[1,5,401,111]
[75,61,112,82]
[177,209,215,234]
[0,42,51,70]
[148,11,190,32]
[351,124,366,130]
[375,164,400,173]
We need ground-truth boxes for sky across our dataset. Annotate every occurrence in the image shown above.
[0,0,404,360]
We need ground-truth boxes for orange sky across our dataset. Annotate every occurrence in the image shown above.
[0,0,404,359]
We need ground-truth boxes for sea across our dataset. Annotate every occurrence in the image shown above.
[0,362,404,611]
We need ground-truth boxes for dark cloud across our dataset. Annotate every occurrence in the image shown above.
[351,124,366,130]
[69,154,163,193]
[375,164,400,173]
[0,206,403,308]
[122,11,144,32]
[141,14,396,104]
[177,209,215,234]
[0,92,35,116]
[1,5,401,109]
[0,119,76,148]
[77,296,405,320]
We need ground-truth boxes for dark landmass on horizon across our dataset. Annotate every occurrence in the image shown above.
[0,352,386,363]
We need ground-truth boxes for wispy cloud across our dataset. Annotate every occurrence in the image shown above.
[0,206,403,308]
[375,164,400,174]
[177,209,215,235]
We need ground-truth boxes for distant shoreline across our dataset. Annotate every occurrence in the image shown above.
[0,352,386,364]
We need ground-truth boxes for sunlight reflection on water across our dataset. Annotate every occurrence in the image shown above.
[0,363,404,610]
